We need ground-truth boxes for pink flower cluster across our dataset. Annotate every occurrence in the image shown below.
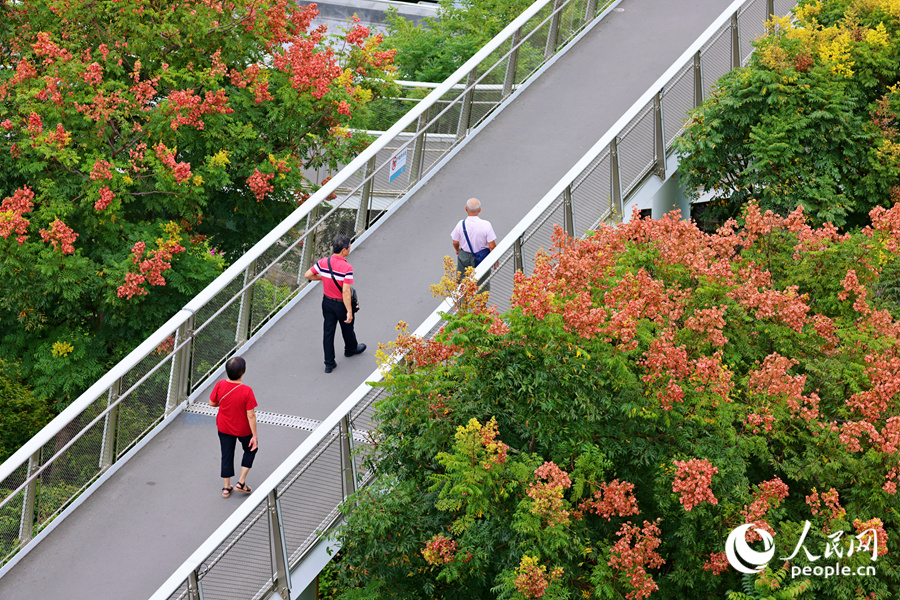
[117,239,186,299]
[576,479,640,520]
[608,520,665,600]
[90,159,114,180]
[39,218,78,254]
[95,185,114,211]
[247,169,275,201]
[805,488,845,522]
[702,552,729,575]
[0,186,35,244]
[154,143,192,184]
[527,462,572,527]
[741,477,789,540]
[853,518,888,557]
[421,534,457,566]
[167,88,232,130]
[672,458,718,511]
[513,556,563,599]
[748,353,820,421]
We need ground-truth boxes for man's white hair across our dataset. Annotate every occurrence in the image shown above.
[466,197,481,213]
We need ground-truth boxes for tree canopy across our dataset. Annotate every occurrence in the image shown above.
[676,0,900,229]
[0,0,395,405]
[330,203,900,599]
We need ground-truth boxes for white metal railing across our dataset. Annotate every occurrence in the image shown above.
[0,0,615,571]
[150,0,797,598]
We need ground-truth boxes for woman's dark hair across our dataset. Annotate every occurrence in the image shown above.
[332,235,351,255]
[225,356,246,380]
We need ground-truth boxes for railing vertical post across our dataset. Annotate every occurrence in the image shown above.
[187,569,203,600]
[410,107,430,184]
[339,416,357,500]
[544,0,565,59]
[356,156,377,234]
[513,236,524,273]
[502,28,522,99]
[731,13,741,69]
[653,90,666,179]
[563,186,574,237]
[299,204,321,278]
[767,0,775,19]
[166,314,194,414]
[610,138,623,222]
[99,379,122,470]
[585,0,598,23]
[693,51,703,107]
[268,490,292,599]
[18,450,40,544]
[456,68,478,140]
[235,258,257,347]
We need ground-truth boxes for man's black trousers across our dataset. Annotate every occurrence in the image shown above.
[322,296,358,368]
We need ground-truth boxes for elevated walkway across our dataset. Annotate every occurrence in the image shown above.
[0,0,779,598]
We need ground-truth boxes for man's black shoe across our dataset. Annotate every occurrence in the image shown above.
[325,364,336,373]
[345,343,367,357]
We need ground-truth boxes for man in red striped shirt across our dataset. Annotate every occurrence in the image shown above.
[304,235,366,373]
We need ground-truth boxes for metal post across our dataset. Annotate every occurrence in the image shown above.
[585,0,598,23]
[653,91,666,179]
[299,204,321,279]
[563,186,574,237]
[409,107,430,184]
[99,379,122,470]
[268,491,292,599]
[355,156,376,234]
[165,314,194,415]
[502,28,522,99]
[693,51,703,108]
[513,236,524,273]
[339,416,357,500]
[235,258,257,347]
[187,569,204,600]
[544,0,565,59]
[767,0,775,19]
[610,138,623,222]
[456,68,478,140]
[731,13,741,69]
[18,450,39,544]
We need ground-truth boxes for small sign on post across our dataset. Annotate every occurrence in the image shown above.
[389,147,407,183]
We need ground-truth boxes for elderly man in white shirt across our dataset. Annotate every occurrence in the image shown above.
[450,197,497,277]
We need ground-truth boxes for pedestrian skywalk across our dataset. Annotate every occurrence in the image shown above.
[0,1,795,599]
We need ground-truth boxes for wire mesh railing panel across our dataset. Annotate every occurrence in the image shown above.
[617,104,656,197]
[35,403,105,528]
[196,504,273,600]
[350,386,390,431]
[700,22,732,97]
[521,195,567,276]
[571,150,612,233]
[483,249,518,315]
[0,463,28,563]
[278,434,345,565]
[190,278,246,389]
[515,13,554,84]
[739,0,767,64]
[662,63,696,149]
[115,363,171,459]
[559,0,593,44]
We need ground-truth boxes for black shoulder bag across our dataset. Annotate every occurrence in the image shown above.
[327,256,360,313]
[462,220,491,265]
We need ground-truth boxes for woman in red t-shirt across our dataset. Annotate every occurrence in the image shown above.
[209,356,258,498]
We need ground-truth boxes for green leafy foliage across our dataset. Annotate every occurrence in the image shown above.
[0,0,396,404]
[331,204,900,599]
[676,0,900,229]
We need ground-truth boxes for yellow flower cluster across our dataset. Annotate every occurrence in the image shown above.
[209,149,230,168]
[51,340,74,358]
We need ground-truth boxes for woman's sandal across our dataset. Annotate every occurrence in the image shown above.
[235,481,252,494]
[222,486,233,498]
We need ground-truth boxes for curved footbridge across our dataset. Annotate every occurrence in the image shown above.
[0,1,795,598]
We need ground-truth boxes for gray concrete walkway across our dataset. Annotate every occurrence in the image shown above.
[0,1,733,598]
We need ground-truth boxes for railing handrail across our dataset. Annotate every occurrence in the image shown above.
[0,0,566,483]
[150,0,766,597]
